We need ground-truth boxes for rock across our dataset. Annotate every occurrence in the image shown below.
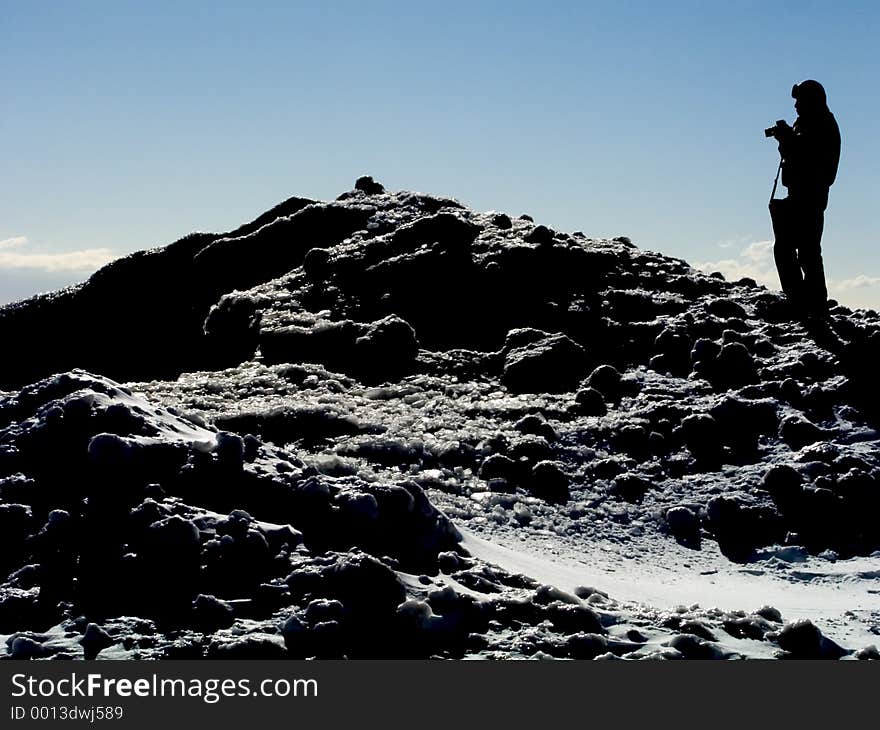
[336,490,380,521]
[304,598,345,625]
[396,599,441,631]
[723,615,774,640]
[201,293,262,368]
[280,614,310,655]
[80,623,115,660]
[543,601,604,634]
[780,415,827,450]
[605,289,670,323]
[355,176,385,194]
[691,337,721,365]
[195,201,373,323]
[573,387,607,416]
[260,319,365,369]
[389,211,481,251]
[500,327,551,354]
[216,507,264,535]
[802,384,836,420]
[710,395,778,455]
[512,502,532,524]
[610,473,653,502]
[354,315,420,377]
[677,413,724,466]
[718,342,758,382]
[214,431,245,470]
[243,434,261,462]
[492,213,512,229]
[533,584,580,605]
[479,454,518,483]
[665,506,700,546]
[208,633,288,659]
[613,424,651,457]
[437,551,464,573]
[319,553,408,625]
[529,461,570,503]
[761,464,803,506]
[87,432,132,470]
[502,331,590,394]
[524,225,554,245]
[855,645,880,660]
[777,377,803,405]
[573,586,608,601]
[796,442,838,464]
[10,635,47,660]
[678,620,718,642]
[192,594,236,633]
[776,619,847,659]
[721,320,749,337]
[302,247,332,280]
[707,298,747,319]
[513,414,557,441]
[754,605,783,623]
[507,435,553,464]
[565,632,609,660]
[665,633,727,659]
[585,364,622,399]
[653,329,692,373]
[705,496,755,561]
[625,628,648,643]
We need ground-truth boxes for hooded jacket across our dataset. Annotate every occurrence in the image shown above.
[778,82,841,208]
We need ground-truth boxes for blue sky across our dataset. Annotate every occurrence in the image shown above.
[2,1,878,307]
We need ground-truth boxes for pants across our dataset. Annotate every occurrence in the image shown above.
[770,196,828,314]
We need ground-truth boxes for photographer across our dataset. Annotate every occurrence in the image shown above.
[767,80,841,320]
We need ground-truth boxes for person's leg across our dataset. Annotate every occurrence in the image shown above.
[796,205,827,315]
[771,198,803,304]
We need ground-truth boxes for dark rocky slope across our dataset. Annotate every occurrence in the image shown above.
[1,177,878,659]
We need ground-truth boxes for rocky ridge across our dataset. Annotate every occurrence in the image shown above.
[1,177,878,659]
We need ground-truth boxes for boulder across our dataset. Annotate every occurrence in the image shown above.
[585,364,622,399]
[355,175,385,195]
[573,387,607,416]
[665,505,701,546]
[502,331,589,394]
[529,461,570,503]
[354,315,420,378]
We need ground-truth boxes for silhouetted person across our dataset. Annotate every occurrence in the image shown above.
[767,80,840,319]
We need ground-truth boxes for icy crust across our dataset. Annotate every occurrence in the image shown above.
[2,181,880,658]
[0,372,873,661]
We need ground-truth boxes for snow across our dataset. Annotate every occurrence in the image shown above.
[461,528,880,652]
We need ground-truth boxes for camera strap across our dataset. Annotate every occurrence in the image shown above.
[770,161,782,203]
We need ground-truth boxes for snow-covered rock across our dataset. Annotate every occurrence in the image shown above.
[1,178,879,659]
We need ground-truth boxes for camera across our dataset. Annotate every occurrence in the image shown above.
[764,120,789,139]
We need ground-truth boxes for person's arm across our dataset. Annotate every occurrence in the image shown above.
[774,120,796,158]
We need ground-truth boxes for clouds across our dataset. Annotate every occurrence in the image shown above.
[694,240,778,289]
[0,236,28,250]
[0,236,116,273]
[834,274,880,291]
[829,275,880,311]
[696,239,880,311]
